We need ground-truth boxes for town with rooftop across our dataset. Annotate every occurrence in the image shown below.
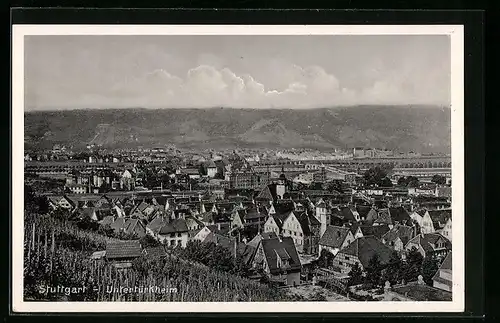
[24,144,453,302]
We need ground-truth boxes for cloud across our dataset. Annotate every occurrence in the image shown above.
[29,62,450,109]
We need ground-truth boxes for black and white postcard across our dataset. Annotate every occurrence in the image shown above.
[12,24,464,312]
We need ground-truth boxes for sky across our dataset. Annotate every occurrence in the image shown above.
[24,35,450,110]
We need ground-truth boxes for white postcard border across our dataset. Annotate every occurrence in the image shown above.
[12,24,465,313]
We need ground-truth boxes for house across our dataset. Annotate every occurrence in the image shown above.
[388,206,412,226]
[435,186,452,199]
[410,208,427,227]
[381,224,416,252]
[373,209,393,226]
[105,240,142,269]
[110,217,127,235]
[356,205,378,223]
[185,215,204,231]
[421,209,452,241]
[157,219,189,248]
[432,251,452,292]
[77,207,98,221]
[318,225,355,257]
[120,169,136,190]
[146,216,167,238]
[405,233,452,259]
[331,236,394,275]
[247,231,279,249]
[66,183,88,194]
[203,232,238,257]
[264,212,285,236]
[315,198,329,237]
[123,218,147,238]
[230,210,245,229]
[264,210,315,253]
[294,211,321,255]
[255,184,276,203]
[190,226,212,242]
[244,206,267,226]
[340,206,361,223]
[100,215,115,227]
[177,167,200,180]
[48,195,75,211]
[253,236,302,286]
[350,223,391,239]
[205,161,218,178]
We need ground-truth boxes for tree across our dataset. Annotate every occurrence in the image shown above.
[380,177,393,187]
[99,182,111,193]
[363,166,392,187]
[310,182,324,191]
[406,176,420,188]
[75,216,99,231]
[431,175,446,185]
[139,233,160,248]
[397,176,419,187]
[421,254,440,285]
[381,251,403,285]
[348,262,364,286]
[402,247,424,283]
[318,249,334,268]
[397,177,407,186]
[327,180,344,193]
[365,254,382,286]
[98,224,116,237]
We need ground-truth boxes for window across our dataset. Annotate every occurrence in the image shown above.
[177,233,182,237]
[172,240,177,246]
[170,233,176,238]
[345,256,349,260]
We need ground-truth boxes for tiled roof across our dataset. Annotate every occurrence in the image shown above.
[123,218,145,236]
[273,201,295,214]
[406,233,452,253]
[339,236,394,269]
[428,209,452,230]
[256,185,274,201]
[204,233,237,256]
[159,219,189,234]
[110,217,126,232]
[389,207,412,224]
[247,231,278,248]
[356,205,374,219]
[296,211,320,236]
[374,208,392,225]
[270,212,291,229]
[382,224,415,245]
[436,186,452,198]
[413,208,428,217]
[245,207,266,220]
[146,216,166,233]
[237,243,257,266]
[100,216,115,227]
[79,207,96,219]
[106,240,142,259]
[319,226,350,248]
[340,206,357,222]
[261,237,301,274]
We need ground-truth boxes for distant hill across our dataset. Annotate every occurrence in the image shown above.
[24,106,451,153]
